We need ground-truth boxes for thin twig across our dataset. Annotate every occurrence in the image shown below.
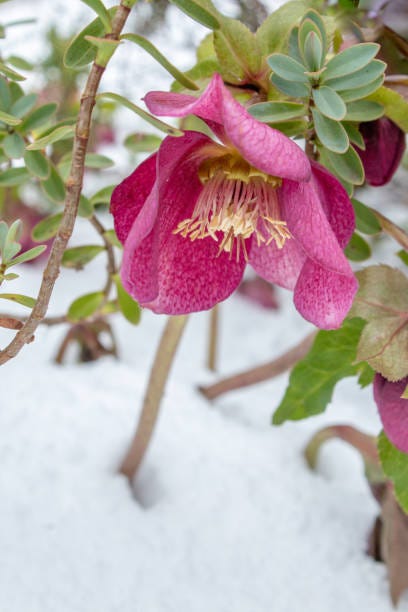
[369,207,408,251]
[207,305,219,372]
[0,2,132,366]
[199,331,316,401]
[120,315,188,482]
[89,214,116,298]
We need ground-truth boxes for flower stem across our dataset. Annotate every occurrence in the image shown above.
[0,2,132,366]
[207,305,219,372]
[199,331,316,400]
[119,314,188,481]
[369,207,408,251]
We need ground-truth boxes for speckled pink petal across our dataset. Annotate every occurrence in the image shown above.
[310,162,355,249]
[121,134,246,313]
[281,176,353,277]
[294,259,358,329]
[249,232,306,290]
[374,374,408,454]
[110,153,157,244]
[145,74,311,182]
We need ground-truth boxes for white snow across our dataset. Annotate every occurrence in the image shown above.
[0,1,407,611]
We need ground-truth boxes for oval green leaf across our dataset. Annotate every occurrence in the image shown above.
[0,166,29,186]
[41,165,66,203]
[249,101,306,123]
[68,291,104,321]
[63,7,117,68]
[27,125,74,150]
[345,100,384,122]
[168,0,220,30]
[312,86,346,120]
[0,292,36,308]
[268,53,308,83]
[324,145,365,185]
[323,59,386,91]
[270,74,310,98]
[24,149,50,179]
[344,232,371,261]
[324,43,379,80]
[0,109,21,126]
[312,108,349,153]
[3,132,25,158]
[62,245,105,270]
[32,213,62,242]
[114,273,141,325]
[20,103,58,132]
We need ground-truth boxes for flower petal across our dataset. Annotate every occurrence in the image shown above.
[249,233,306,290]
[293,259,358,329]
[110,153,157,244]
[281,174,353,276]
[145,73,311,182]
[358,118,406,187]
[310,162,355,248]
[121,133,246,313]
[374,374,408,454]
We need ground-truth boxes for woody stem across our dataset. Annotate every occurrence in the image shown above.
[119,314,188,481]
[207,305,219,372]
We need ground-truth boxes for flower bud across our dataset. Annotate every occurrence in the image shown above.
[357,118,406,187]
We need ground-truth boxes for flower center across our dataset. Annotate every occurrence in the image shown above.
[173,154,291,261]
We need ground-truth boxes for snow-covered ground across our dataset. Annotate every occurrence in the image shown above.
[0,1,407,611]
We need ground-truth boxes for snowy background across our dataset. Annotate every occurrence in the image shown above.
[0,1,407,610]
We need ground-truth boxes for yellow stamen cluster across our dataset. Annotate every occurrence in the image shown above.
[174,154,291,261]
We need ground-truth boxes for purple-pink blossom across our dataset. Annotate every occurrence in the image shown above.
[357,118,406,187]
[374,374,408,454]
[111,74,357,329]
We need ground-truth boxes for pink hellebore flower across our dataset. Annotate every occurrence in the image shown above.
[357,118,406,187]
[374,374,408,454]
[111,74,357,329]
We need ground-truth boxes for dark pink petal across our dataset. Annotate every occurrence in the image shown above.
[121,134,245,313]
[374,374,408,453]
[310,162,355,248]
[357,118,406,187]
[110,153,157,244]
[145,73,311,182]
[238,277,279,310]
[249,231,306,290]
[293,259,358,329]
[281,176,353,276]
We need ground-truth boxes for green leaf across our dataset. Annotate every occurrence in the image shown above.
[312,108,349,153]
[378,432,408,514]
[84,152,114,169]
[78,195,94,218]
[344,232,371,261]
[67,291,104,321]
[113,273,141,325]
[0,221,8,252]
[298,18,323,66]
[322,145,365,184]
[0,109,21,126]
[248,101,306,123]
[0,166,29,186]
[168,0,220,29]
[312,86,346,120]
[3,132,25,158]
[288,26,303,64]
[26,125,74,150]
[256,1,308,57]
[323,59,386,91]
[324,43,379,80]
[367,86,408,132]
[20,103,58,132]
[63,7,117,68]
[6,55,34,72]
[97,92,183,137]
[0,293,35,308]
[268,54,308,83]
[103,229,121,248]
[62,245,104,270]
[340,76,384,103]
[302,9,327,54]
[270,74,310,98]
[0,61,25,81]
[350,265,408,381]
[124,132,162,153]
[214,19,261,85]
[80,0,112,33]
[10,93,37,118]
[6,245,46,267]
[90,184,115,206]
[302,31,323,72]
[31,213,62,242]
[397,250,408,267]
[345,100,384,122]
[41,164,65,203]
[84,36,120,66]
[351,198,381,235]
[121,33,199,91]
[24,149,50,179]
[273,318,366,424]
[0,76,11,110]
[342,122,365,149]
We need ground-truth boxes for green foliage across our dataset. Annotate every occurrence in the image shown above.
[68,291,104,321]
[0,293,36,308]
[63,7,117,68]
[378,432,408,514]
[32,214,63,242]
[248,101,306,123]
[273,318,367,424]
[62,245,105,270]
[113,274,141,325]
[351,199,381,235]
[344,232,371,261]
[168,0,220,30]
[124,133,162,154]
[368,86,408,132]
[350,266,408,382]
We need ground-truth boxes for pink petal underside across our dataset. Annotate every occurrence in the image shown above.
[145,73,311,182]
[293,258,358,329]
[249,223,306,291]
[310,162,355,248]
[110,153,157,244]
[121,135,246,313]
[374,374,408,454]
[281,176,354,277]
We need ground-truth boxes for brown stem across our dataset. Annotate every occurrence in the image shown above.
[369,207,408,251]
[207,305,219,372]
[0,3,132,366]
[119,315,188,481]
[89,214,116,298]
[199,331,316,401]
